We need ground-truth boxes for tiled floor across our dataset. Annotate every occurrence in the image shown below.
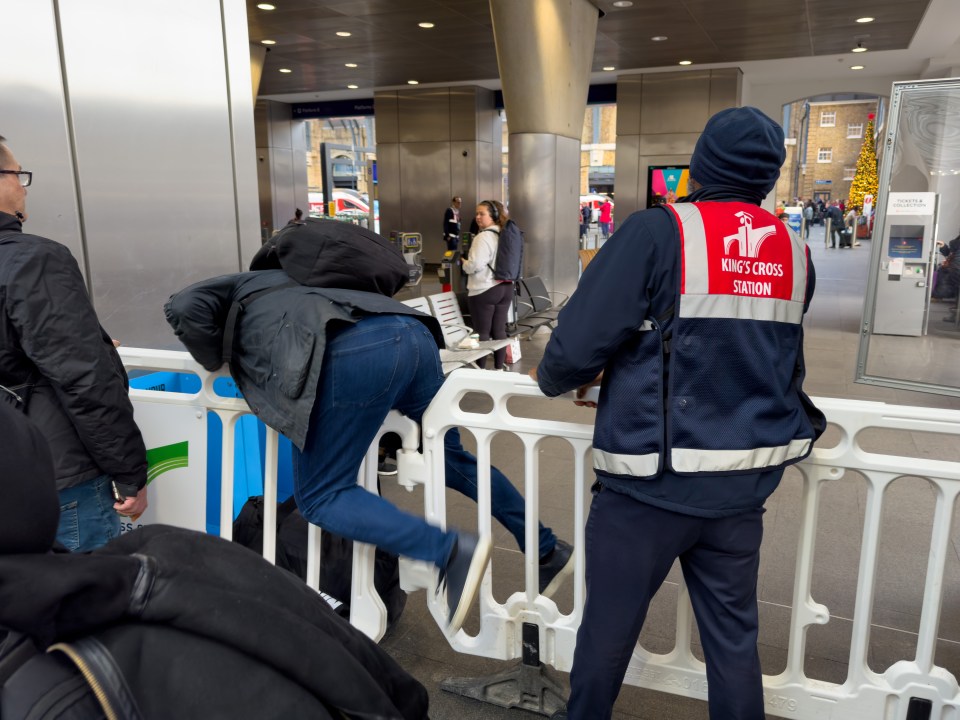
[383,223,960,719]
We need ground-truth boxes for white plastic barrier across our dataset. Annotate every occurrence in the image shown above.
[120,350,959,719]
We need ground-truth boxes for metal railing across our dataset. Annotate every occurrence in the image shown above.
[119,349,960,719]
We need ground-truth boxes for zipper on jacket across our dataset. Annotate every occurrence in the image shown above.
[47,642,119,720]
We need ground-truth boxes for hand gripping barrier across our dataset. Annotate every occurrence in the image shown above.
[119,350,959,719]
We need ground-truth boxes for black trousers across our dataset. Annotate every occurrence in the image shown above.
[467,283,514,369]
[567,486,766,720]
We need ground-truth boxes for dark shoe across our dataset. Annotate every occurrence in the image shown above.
[539,539,574,597]
[377,458,398,476]
[440,532,492,634]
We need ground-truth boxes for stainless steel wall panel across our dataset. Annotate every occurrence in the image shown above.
[614,135,642,218]
[268,100,293,150]
[398,142,451,263]
[223,0,260,266]
[450,88,478,141]
[254,100,271,151]
[375,143,401,237]
[637,133,701,156]
[57,0,246,347]
[709,69,742,117]
[1,0,86,274]
[398,89,450,143]
[450,143,478,208]
[477,141,495,204]
[616,75,644,137]
[374,91,400,144]
[640,72,713,135]
[270,147,295,230]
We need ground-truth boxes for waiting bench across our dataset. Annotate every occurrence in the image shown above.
[401,294,506,374]
[515,276,568,338]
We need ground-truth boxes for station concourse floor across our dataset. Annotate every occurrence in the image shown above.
[382,222,960,719]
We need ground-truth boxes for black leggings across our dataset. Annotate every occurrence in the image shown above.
[467,283,514,369]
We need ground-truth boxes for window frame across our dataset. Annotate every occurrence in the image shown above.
[820,111,836,127]
[847,122,864,139]
[817,147,833,163]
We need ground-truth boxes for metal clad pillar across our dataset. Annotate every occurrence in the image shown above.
[490,0,599,297]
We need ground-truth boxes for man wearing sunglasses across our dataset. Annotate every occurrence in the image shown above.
[0,136,148,552]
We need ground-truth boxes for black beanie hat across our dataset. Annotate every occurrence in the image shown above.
[689,106,786,198]
[0,400,59,554]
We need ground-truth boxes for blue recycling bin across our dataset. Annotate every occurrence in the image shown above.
[128,371,294,535]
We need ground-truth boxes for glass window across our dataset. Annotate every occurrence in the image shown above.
[817,148,833,163]
[848,122,864,138]
[820,111,836,127]
[857,77,960,397]
[844,166,856,180]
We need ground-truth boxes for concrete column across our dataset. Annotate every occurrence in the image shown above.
[490,0,599,297]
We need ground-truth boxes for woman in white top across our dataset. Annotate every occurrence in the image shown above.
[461,200,513,369]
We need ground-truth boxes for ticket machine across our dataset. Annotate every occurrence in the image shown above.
[393,231,423,287]
[873,192,938,336]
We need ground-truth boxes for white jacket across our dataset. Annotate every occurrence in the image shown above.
[461,226,500,296]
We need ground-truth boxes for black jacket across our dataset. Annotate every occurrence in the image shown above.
[0,212,147,495]
[164,270,443,448]
[0,525,429,719]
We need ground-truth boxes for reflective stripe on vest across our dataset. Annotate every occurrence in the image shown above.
[672,439,812,474]
[666,203,808,323]
[593,449,659,477]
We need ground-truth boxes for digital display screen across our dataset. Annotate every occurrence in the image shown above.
[647,166,690,208]
[888,225,924,259]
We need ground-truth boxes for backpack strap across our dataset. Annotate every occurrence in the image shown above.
[485,227,501,274]
[222,281,299,366]
[0,632,39,686]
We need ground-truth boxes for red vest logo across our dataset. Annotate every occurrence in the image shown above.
[698,203,794,300]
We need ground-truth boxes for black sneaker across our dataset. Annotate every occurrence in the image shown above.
[539,539,574,597]
[439,532,492,634]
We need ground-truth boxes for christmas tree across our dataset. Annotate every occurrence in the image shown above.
[848,113,878,211]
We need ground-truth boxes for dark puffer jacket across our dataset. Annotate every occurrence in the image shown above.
[0,212,146,496]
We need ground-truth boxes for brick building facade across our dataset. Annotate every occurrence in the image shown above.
[777,98,878,205]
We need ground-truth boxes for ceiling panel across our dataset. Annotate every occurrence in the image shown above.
[251,0,933,96]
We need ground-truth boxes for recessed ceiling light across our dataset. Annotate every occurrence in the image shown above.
[345,62,358,68]
[261,39,276,46]
[651,35,668,42]
[850,65,865,70]
[418,22,435,28]
[679,60,692,66]
[279,68,292,73]
[852,46,867,53]
[336,31,351,37]
[612,1,633,6]
[256,3,275,9]
[603,66,616,71]
[407,80,419,85]
[347,84,359,89]
[856,17,874,23]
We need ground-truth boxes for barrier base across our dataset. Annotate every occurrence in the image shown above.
[439,658,566,715]
[438,622,567,715]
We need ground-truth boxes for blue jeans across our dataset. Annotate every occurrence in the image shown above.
[293,314,556,568]
[57,473,122,552]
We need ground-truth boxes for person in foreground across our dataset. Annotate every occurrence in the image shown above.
[166,220,573,633]
[0,135,147,552]
[533,107,825,719]
[0,401,429,719]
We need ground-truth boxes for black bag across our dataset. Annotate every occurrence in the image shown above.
[489,219,524,281]
[233,496,406,629]
[1,632,110,720]
[250,218,408,297]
